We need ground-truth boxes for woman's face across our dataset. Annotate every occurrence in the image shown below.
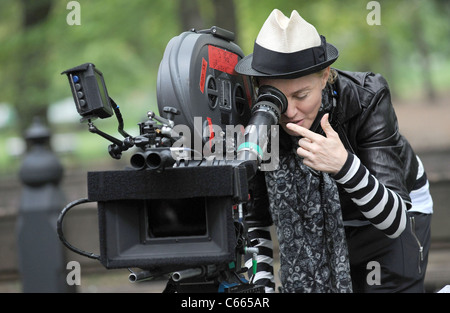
[259,67,329,136]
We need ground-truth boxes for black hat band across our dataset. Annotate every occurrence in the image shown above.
[251,35,327,75]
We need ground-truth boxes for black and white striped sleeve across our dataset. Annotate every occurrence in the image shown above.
[244,226,276,293]
[333,153,407,238]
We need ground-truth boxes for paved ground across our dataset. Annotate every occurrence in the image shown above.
[394,95,450,155]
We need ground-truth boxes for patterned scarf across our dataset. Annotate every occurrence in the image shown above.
[264,86,352,293]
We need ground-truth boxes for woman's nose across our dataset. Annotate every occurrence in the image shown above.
[283,100,297,119]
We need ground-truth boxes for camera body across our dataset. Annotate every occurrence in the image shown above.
[59,27,286,292]
[89,161,253,273]
[157,27,253,144]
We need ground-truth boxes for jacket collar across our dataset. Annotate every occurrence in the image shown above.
[333,69,365,124]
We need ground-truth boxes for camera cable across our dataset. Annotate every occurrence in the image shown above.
[57,198,100,260]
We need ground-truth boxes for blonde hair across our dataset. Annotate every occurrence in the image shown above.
[316,67,338,84]
[328,68,338,84]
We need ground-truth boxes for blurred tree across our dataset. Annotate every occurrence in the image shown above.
[0,0,449,141]
[178,0,237,37]
[15,0,54,136]
[179,0,204,31]
[410,0,436,101]
[212,0,237,37]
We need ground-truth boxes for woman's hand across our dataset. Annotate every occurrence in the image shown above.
[286,113,348,175]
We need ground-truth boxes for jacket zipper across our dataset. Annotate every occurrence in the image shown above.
[410,216,424,274]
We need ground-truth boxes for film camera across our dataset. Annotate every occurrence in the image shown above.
[57,27,287,293]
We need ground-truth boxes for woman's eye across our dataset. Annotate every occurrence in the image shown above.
[295,94,308,100]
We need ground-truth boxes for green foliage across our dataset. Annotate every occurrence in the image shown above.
[0,0,449,173]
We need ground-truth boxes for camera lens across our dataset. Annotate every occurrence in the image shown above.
[237,85,287,162]
[255,85,288,117]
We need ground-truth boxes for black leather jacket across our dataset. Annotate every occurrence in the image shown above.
[246,69,419,226]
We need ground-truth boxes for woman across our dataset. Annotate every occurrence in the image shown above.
[235,9,433,293]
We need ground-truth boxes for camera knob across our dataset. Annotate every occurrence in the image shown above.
[163,106,180,121]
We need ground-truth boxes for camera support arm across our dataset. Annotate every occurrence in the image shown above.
[87,120,123,146]
[87,120,134,159]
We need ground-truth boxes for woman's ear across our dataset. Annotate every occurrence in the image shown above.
[321,66,331,89]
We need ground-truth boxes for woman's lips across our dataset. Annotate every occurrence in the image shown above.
[290,119,304,127]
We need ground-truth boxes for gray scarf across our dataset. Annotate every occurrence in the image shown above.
[264,86,352,293]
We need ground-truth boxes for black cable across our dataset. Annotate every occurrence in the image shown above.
[109,97,131,138]
[56,198,100,260]
[232,271,249,286]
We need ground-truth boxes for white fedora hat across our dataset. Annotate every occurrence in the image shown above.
[235,9,338,78]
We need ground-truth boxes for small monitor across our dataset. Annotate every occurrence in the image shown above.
[62,63,113,120]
